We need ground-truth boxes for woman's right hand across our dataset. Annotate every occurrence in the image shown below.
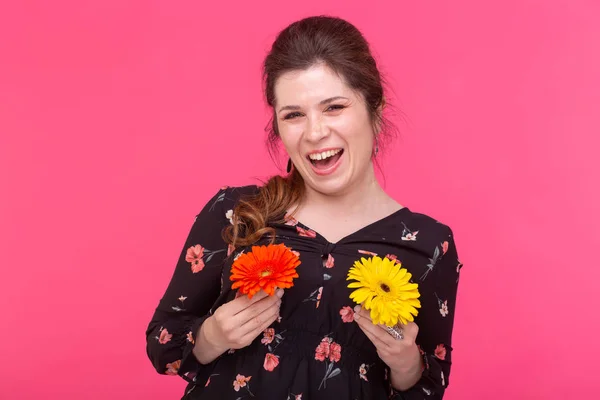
[196,289,283,361]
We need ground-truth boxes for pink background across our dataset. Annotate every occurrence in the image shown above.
[1,1,599,399]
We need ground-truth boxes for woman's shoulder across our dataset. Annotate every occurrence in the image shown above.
[398,206,456,244]
[391,207,461,271]
[224,184,261,198]
[206,184,260,209]
[219,184,260,204]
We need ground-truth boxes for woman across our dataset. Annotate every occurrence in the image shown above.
[146,15,462,399]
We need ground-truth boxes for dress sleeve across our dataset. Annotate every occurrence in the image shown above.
[391,228,463,399]
[145,186,236,382]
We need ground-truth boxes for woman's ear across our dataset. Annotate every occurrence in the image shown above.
[373,97,385,134]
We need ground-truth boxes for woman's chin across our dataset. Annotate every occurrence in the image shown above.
[307,174,353,196]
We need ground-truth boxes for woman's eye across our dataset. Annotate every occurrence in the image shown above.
[284,112,302,120]
[326,104,345,112]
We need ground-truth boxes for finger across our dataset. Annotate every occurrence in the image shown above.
[226,290,270,315]
[356,318,390,351]
[240,301,281,342]
[354,306,399,348]
[354,312,390,349]
[236,291,283,326]
[402,322,419,340]
[382,321,415,337]
[377,323,409,347]
[239,297,281,334]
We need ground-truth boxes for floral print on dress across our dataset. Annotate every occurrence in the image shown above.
[421,242,444,280]
[205,373,219,387]
[297,226,317,238]
[358,249,378,256]
[401,222,419,241]
[287,393,303,400]
[156,327,172,344]
[316,287,323,307]
[261,328,285,352]
[165,359,181,375]
[385,253,398,262]
[442,241,449,254]
[359,363,373,382]
[303,286,323,308]
[171,295,187,312]
[435,292,449,317]
[186,245,205,273]
[233,374,253,396]
[324,254,334,268]
[208,189,227,212]
[323,254,332,280]
[233,249,244,261]
[440,300,449,316]
[185,244,226,273]
[261,328,286,372]
[339,306,354,323]
[263,353,280,371]
[183,371,197,383]
[315,336,342,389]
[186,331,194,344]
[261,328,275,345]
[434,344,447,360]
[225,209,233,224]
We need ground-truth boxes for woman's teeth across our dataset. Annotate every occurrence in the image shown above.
[308,149,342,161]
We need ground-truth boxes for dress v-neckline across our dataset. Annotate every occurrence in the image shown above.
[293,206,410,245]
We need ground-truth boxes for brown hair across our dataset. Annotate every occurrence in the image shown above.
[223,15,394,248]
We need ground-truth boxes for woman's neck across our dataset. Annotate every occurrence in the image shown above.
[300,168,397,219]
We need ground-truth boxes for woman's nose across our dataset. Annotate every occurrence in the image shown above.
[306,116,329,142]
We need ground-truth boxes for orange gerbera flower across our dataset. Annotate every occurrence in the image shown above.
[230,243,301,298]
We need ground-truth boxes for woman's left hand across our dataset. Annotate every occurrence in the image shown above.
[353,304,422,373]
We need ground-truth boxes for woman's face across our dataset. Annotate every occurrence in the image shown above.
[274,64,377,196]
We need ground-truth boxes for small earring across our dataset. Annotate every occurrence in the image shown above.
[286,158,293,173]
[374,136,379,156]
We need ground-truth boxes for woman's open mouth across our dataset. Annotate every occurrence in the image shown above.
[306,148,344,176]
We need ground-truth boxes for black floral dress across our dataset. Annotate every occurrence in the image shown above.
[146,185,462,399]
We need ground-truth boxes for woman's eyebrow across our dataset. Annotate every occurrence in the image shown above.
[278,96,349,113]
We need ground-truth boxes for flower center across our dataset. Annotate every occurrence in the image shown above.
[260,269,272,277]
[379,282,391,292]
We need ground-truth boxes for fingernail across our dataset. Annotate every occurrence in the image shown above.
[276,289,284,298]
[353,305,361,313]
[353,313,360,320]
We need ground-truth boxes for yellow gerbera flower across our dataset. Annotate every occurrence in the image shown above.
[347,256,421,326]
